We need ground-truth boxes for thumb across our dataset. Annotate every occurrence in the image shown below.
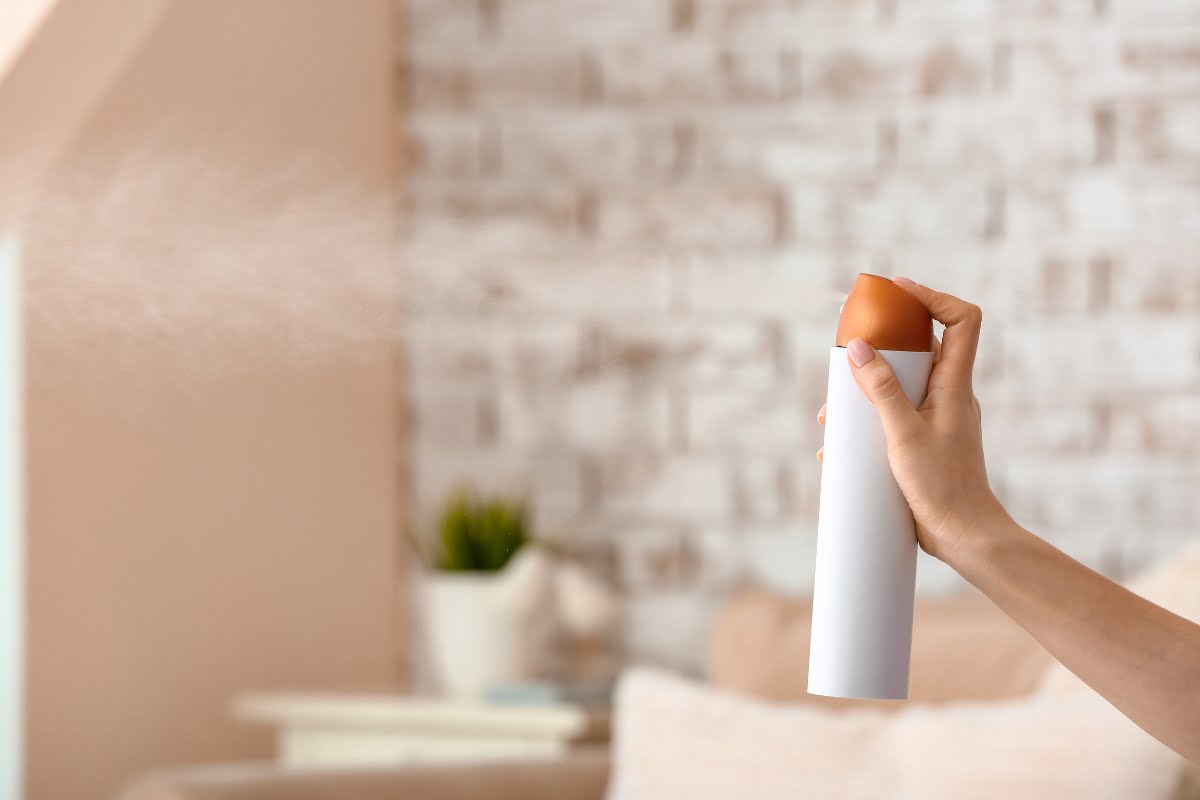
[846,338,921,441]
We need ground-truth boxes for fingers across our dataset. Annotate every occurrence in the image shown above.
[817,405,825,461]
[892,278,982,387]
[846,338,921,442]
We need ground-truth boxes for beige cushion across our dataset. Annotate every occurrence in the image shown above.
[708,585,1049,706]
[608,668,1180,800]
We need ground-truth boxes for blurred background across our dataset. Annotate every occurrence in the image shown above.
[1,0,1198,798]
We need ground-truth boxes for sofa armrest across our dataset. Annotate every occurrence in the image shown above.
[120,751,611,800]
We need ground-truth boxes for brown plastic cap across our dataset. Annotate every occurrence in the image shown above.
[835,274,933,352]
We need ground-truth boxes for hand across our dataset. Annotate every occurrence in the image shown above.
[817,277,1007,564]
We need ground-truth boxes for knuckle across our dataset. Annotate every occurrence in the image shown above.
[869,370,904,402]
[964,303,983,326]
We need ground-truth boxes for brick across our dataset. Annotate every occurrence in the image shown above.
[1005,182,1067,239]
[891,0,992,24]
[623,588,724,671]
[783,185,840,242]
[1108,251,1200,311]
[406,237,675,318]
[405,319,580,382]
[403,117,486,178]
[410,378,496,447]
[998,249,1099,315]
[410,444,530,517]
[892,106,1095,173]
[740,524,820,593]
[1066,175,1200,240]
[592,186,780,246]
[980,390,1105,457]
[556,377,673,450]
[498,0,673,43]
[687,0,879,38]
[558,536,621,585]
[682,249,847,318]
[680,322,783,386]
[616,526,704,590]
[410,443,586,532]
[787,324,839,403]
[1121,32,1200,92]
[1117,100,1200,161]
[1109,394,1200,455]
[832,180,995,245]
[1111,0,1200,26]
[597,45,788,105]
[687,388,809,454]
[878,245,1008,302]
[528,451,587,530]
[689,527,748,586]
[405,181,581,231]
[580,320,782,388]
[1001,456,1200,529]
[802,37,991,100]
[498,112,676,182]
[1002,317,1200,391]
[992,0,1099,19]
[784,457,823,516]
[402,49,583,110]
[1005,33,1123,97]
[692,111,879,179]
[404,0,485,41]
[730,458,790,521]
[603,455,731,519]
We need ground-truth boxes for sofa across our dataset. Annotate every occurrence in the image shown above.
[122,585,1196,800]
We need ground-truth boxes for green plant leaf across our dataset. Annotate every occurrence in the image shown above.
[433,489,528,572]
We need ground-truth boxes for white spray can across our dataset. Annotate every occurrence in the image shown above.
[807,274,933,700]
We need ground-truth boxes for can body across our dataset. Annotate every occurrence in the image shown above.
[807,346,933,700]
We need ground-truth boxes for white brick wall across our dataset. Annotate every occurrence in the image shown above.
[399,0,1200,671]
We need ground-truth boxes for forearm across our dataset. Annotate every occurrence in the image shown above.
[951,515,1200,762]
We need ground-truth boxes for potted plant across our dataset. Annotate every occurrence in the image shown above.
[420,490,554,697]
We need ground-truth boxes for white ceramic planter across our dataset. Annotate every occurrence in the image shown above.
[425,573,519,697]
[423,549,555,697]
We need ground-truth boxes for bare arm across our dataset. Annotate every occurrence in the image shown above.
[824,276,1200,761]
[956,513,1200,761]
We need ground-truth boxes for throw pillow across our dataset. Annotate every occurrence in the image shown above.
[608,667,1179,800]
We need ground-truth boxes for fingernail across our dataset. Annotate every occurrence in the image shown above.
[817,405,826,424]
[893,275,916,285]
[848,338,875,367]
[816,447,823,462]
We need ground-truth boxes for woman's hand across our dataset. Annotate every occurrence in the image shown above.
[817,276,1007,565]
[818,277,1200,762]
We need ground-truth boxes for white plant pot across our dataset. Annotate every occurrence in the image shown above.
[423,569,540,698]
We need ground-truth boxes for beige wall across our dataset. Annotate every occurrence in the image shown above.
[16,2,406,799]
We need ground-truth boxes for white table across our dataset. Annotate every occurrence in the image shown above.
[234,693,609,768]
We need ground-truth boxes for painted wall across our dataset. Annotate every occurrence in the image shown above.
[400,0,1200,670]
[11,2,406,799]
[1,233,22,800]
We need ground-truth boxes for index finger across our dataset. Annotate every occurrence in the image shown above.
[892,277,982,386]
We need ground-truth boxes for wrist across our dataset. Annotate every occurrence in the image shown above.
[939,497,1020,576]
